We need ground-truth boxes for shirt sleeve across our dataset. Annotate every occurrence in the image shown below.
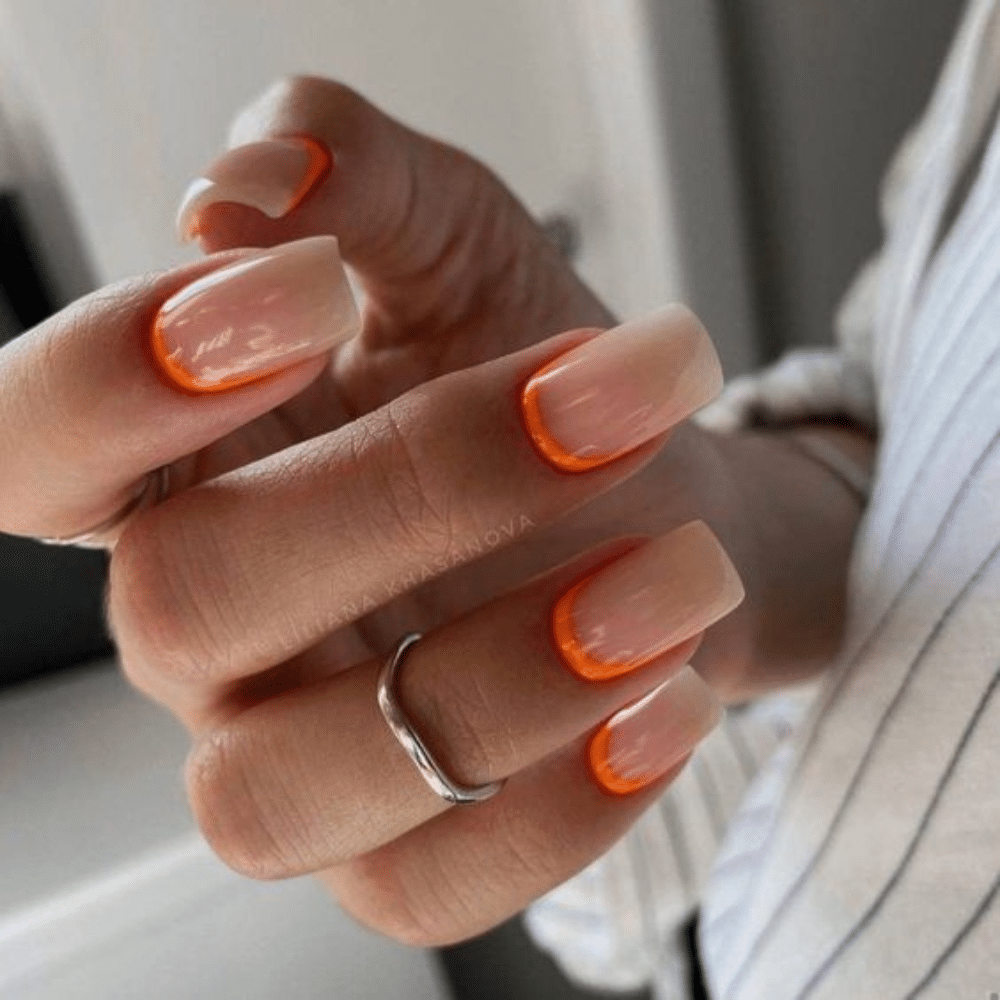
[691,254,881,437]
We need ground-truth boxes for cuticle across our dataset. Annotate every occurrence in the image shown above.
[548,542,649,684]
[516,335,611,476]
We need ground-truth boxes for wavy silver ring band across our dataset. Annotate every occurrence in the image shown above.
[377,632,505,805]
[37,465,171,549]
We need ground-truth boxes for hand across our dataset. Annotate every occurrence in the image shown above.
[0,257,743,942]
[162,75,756,691]
[0,76,868,945]
[169,76,870,702]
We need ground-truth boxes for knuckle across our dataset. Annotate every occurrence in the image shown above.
[359,395,458,557]
[231,74,372,148]
[337,818,561,947]
[185,727,308,881]
[280,74,361,113]
[415,667,502,787]
[273,75,361,127]
[107,512,237,686]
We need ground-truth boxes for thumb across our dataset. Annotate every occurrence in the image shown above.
[177,76,553,319]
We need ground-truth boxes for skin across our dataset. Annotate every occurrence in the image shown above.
[0,77,875,946]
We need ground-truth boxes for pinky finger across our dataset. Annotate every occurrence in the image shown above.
[322,692,715,948]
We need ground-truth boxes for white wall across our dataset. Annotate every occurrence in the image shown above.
[0,0,613,298]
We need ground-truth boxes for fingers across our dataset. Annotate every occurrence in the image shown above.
[0,237,358,542]
[175,76,610,342]
[109,306,723,704]
[184,524,740,883]
[322,749,692,947]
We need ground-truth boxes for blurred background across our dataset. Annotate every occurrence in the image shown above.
[0,0,964,997]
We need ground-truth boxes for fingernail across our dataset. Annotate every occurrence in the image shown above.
[521,306,722,473]
[152,235,359,393]
[176,136,331,242]
[553,521,744,681]
[587,667,723,796]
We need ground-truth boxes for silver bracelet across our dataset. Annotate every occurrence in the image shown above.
[778,431,873,506]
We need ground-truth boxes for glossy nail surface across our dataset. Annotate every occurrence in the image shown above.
[176,136,331,241]
[521,306,722,473]
[152,236,359,393]
[587,667,722,795]
[553,521,744,681]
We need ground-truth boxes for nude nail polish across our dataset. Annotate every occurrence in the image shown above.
[152,235,359,393]
[587,666,723,796]
[552,521,744,681]
[176,135,331,241]
[521,306,723,473]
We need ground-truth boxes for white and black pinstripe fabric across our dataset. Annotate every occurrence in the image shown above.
[525,1,1000,996]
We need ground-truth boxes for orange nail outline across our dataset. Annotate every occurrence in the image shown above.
[150,309,292,395]
[587,729,693,797]
[282,134,333,214]
[551,572,631,680]
[149,252,310,395]
[551,559,706,683]
[586,725,652,796]
[520,354,636,474]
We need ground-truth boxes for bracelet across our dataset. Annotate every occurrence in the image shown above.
[778,431,873,506]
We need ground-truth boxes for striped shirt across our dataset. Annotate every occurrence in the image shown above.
[525,1,1000,996]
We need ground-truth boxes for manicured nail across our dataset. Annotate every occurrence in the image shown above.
[552,521,744,681]
[176,136,331,241]
[521,306,722,473]
[587,666,723,795]
[152,235,359,393]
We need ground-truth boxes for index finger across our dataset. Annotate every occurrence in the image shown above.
[0,237,358,542]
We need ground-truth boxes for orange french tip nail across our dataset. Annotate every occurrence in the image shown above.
[586,726,650,796]
[551,574,634,681]
[181,134,332,242]
[551,558,708,683]
[285,133,333,213]
[520,363,628,474]
[150,315,270,395]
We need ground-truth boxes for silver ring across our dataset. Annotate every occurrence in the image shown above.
[377,632,505,805]
[37,466,171,549]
